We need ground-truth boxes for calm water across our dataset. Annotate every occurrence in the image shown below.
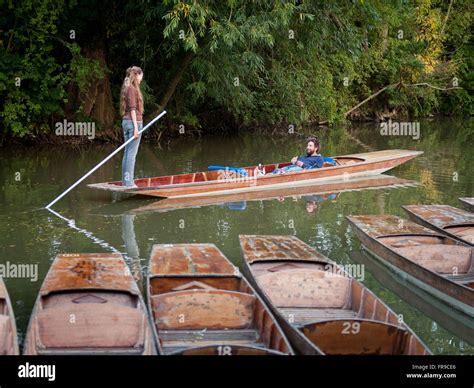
[0,118,472,354]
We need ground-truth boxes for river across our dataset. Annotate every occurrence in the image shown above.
[0,118,472,354]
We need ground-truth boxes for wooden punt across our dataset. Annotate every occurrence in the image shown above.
[238,235,431,355]
[0,278,19,355]
[147,243,293,355]
[88,149,422,198]
[349,250,474,345]
[459,197,474,212]
[402,205,474,246]
[23,253,156,355]
[347,215,474,317]
[130,175,419,214]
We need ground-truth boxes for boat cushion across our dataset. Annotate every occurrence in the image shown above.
[35,304,145,349]
[393,245,472,274]
[257,269,352,308]
[151,290,255,330]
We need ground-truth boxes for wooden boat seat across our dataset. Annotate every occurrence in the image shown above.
[444,273,474,284]
[278,307,358,327]
[151,290,255,330]
[35,304,145,349]
[168,344,284,355]
[444,225,474,244]
[158,328,264,354]
[302,319,409,355]
[392,245,472,274]
[257,269,352,308]
[0,315,14,355]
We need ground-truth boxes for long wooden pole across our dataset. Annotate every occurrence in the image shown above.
[45,110,167,209]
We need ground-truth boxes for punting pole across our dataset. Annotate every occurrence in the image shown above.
[45,110,167,209]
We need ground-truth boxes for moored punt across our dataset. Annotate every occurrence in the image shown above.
[347,215,474,317]
[130,175,419,214]
[147,244,293,355]
[402,205,474,246]
[23,253,156,355]
[0,278,19,355]
[238,235,431,355]
[459,197,474,212]
[349,250,474,345]
[88,149,422,199]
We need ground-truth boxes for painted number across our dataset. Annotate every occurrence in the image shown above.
[342,321,360,334]
[217,345,232,355]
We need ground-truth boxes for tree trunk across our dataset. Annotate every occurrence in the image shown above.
[147,51,194,121]
[81,47,115,129]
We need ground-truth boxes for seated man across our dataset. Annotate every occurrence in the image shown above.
[272,136,324,174]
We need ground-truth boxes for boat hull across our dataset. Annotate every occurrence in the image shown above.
[146,243,293,355]
[239,235,431,355]
[0,278,19,355]
[347,216,474,317]
[23,253,157,355]
[88,149,422,199]
[350,250,474,344]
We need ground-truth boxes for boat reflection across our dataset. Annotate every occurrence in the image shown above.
[128,174,419,214]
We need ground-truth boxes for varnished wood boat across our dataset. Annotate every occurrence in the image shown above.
[349,250,474,345]
[129,175,419,213]
[89,149,422,198]
[402,205,474,246]
[0,278,19,355]
[239,235,431,355]
[459,197,474,212]
[147,243,293,355]
[23,253,156,355]
[347,215,474,317]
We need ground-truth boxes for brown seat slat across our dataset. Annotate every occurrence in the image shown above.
[278,308,358,326]
[151,290,255,330]
[36,304,144,349]
[166,344,284,356]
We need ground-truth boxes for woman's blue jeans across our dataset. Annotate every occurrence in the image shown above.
[122,119,142,187]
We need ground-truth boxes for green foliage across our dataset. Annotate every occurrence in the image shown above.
[0,0,472,140]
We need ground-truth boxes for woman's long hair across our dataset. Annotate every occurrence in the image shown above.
[120,66,144,116]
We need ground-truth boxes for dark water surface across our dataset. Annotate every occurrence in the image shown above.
[0,118,472,354]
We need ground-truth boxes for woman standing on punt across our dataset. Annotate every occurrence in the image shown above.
[120,66,144,188]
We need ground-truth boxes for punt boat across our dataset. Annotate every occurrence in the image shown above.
[0,278,19,355]
[89,149,422,199]
[402,205,473,246]
[23,253,156,355]
[459,198,474,212]
[147,243,293,355]
[238,235,431,355]
[347,215,474,317]
[349,250,474,345]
